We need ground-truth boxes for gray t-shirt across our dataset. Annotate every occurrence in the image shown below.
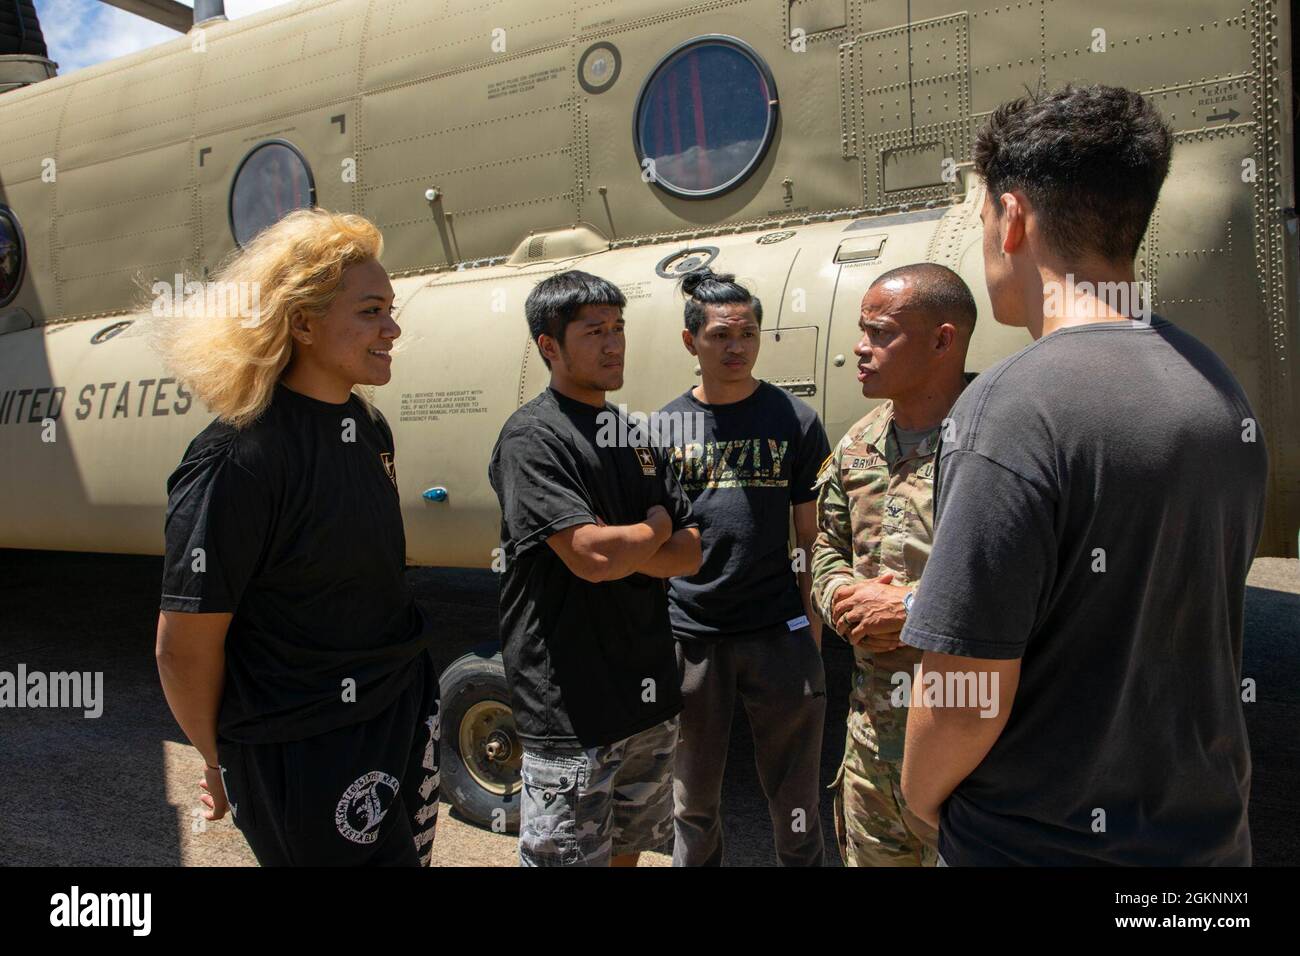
[902,316,1267,865]
[893,422,934,459]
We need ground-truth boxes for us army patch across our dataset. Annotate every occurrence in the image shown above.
[813,452,836,489]
[633,446,656,476]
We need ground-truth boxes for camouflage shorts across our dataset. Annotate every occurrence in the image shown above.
[518,717,679,867]
[832,733,937,868]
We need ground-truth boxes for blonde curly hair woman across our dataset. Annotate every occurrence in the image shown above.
[154,209,440,866]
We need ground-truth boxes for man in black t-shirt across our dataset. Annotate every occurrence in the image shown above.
[489,270,701,868]
[899,86,1267,865]
[658,269,830,866]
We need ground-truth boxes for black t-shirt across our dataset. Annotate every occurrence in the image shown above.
[659,381,830,640]
[902,317,1267,865]
[488,387,695,750]
[161,384,434,745]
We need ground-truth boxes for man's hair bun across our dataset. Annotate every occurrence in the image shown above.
[680,268,737,298]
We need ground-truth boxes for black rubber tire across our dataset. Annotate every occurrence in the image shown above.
[438,647,522,834]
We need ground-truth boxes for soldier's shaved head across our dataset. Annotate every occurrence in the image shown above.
[855,262,974,408]
[868,263,977,337]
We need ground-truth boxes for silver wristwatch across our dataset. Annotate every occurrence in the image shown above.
[903,590,915,615]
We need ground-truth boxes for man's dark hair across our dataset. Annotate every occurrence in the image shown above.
[870,263,978,336]
[525,270,626,368]
[974,84,1173,263]
[679,268,762,335]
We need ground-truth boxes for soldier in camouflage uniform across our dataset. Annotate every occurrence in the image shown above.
[811,263,977,867]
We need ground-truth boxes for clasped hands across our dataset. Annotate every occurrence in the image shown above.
[830,573,911,652]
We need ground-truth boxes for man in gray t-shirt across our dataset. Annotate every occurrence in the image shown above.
[899,85,1268,865]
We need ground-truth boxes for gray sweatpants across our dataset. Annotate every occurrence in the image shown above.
[672,628,827,866]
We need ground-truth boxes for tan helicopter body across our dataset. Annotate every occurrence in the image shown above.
[1,0,1295,831]
[0,0,1295,560]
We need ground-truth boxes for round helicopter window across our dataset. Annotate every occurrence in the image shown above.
[634,36,778,198]
[0,206,26,308]
[229,140,316,247]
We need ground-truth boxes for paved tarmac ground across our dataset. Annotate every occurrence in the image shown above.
[0,549,1296,867]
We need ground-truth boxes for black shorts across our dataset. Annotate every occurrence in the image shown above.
[217,650,441,866]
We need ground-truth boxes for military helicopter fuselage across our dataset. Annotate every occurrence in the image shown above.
[0,0,1295,562]
[2,0,1296,834]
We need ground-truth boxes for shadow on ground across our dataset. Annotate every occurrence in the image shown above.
[1,550,1295,866]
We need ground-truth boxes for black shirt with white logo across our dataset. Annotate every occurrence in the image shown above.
[161,384,434,744]
[489,387,695,750]
[659,381,830,640]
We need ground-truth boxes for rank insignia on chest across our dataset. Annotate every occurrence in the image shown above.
[379,452,397,489]
[633,446,657,476]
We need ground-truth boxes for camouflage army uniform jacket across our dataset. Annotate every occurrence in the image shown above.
[811,400,940,765]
